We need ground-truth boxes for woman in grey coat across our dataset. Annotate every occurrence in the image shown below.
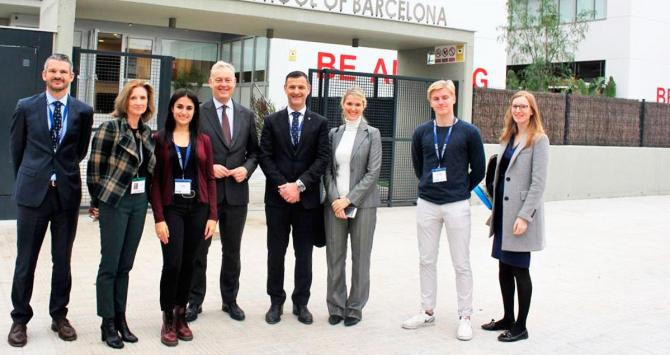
[324,88,382,327]
[481,90,549,342]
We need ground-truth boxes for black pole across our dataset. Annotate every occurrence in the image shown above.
[71,47,80,98]
[563,93,571,145]
[639,99,646,147]
[157,56,174,130]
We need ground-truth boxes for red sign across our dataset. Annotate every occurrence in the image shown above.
[317,51,398,83]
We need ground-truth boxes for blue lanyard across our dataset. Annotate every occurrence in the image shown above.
[48,103,69,144]
[174,142,192,179]
[433,119,457,168]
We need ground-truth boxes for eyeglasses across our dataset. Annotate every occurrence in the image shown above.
[511,104,529,110]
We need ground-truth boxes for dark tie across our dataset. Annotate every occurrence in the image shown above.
[221,105,231,145]
[291,111,301,146]
[51,101,63,151]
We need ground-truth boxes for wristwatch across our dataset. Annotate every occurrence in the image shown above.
[296,179,306,192]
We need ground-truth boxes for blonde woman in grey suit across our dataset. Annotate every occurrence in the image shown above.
[324,88,382,327]
[481,90,549,342]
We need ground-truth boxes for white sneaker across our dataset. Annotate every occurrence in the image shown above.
[402,311,435,329]
[457,316,473,341]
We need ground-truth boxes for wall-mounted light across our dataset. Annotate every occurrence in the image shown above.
[352,38,359,48]
[266,28,274,39]
[169,17,176,29]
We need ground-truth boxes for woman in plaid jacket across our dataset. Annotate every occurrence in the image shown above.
[87,80,156,349]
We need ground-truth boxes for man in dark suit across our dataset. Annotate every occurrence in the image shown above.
[259,71,329,325]
[8,53,93,347]
[186,61,259,322]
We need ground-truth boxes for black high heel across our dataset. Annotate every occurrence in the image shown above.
[100,318,124,349]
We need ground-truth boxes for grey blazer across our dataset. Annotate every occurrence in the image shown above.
[489,133,549,252]
[324,121,382,208]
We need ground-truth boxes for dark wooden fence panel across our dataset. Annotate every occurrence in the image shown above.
[643,102,670,147]
[472,88,669,147]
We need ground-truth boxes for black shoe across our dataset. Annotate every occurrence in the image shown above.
[498,329,529,342]
[481,318,512,331]
[114,313,138,343]
[265,304,283,324]
[185,303,202,323]
[292,304,313,325]
[344,316,360,327]
[7,322,27,347]
[328,315,343,325]
[100,318,124,349]
[222,302,245,321]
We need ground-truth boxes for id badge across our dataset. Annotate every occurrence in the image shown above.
[431,168,447,183]
[174,178,192,194]
[130,177,146,194]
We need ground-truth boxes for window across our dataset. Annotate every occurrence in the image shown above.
[231,41,242,82]
[254,37,267,82]
[560,0,606,22]
[559,0,575,23]
[513,0,606,24]
[507,60,606,82]
[161,39,217,87]
[242,38,254,82]
[126,38,152,80]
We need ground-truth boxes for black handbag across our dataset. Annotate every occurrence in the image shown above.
[485,154,497,198]
[313,203,326,248]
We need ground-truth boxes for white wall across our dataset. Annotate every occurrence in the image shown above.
[267,38,397,109]
[442,0,508,90]
[266,0,508,107]
[483,144,670,202]
[558,0,670,102]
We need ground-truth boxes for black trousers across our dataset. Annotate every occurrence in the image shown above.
[189,203,247,306]
[11,187,78,324]
[160,200,208,311]
[265,204,318,306]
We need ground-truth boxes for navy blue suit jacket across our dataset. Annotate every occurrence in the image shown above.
[10,92,94,209]
[259,108,329,209]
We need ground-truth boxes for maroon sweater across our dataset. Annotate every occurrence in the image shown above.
[151,132,217,222]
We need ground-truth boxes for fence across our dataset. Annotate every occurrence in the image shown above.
[472,88,670,147]
[72,48,174,207]
[308,69,459,206]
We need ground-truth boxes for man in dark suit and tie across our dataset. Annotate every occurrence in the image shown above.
[259,71,329,325]
[8,53,93,347]
[186,61,259,322]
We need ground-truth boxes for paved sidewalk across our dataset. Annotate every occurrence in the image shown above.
[1,195,669,354]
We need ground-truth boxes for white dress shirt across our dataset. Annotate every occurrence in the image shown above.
[213,96,234,135]
[335,117,361,197]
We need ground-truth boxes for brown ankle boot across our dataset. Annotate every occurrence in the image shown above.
[174,306,193,341]
[161,311,178,346]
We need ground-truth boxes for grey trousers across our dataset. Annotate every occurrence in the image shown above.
[324,207,376,320]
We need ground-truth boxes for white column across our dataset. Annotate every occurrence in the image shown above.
[40,0,76,56]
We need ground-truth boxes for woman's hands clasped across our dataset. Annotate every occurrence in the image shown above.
[331,198,351,220]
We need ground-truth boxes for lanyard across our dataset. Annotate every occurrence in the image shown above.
[174,142,192,179]
[433,119,457,168]
[48,103,69,144]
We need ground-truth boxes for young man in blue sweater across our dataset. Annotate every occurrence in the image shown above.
[402,80,485,341]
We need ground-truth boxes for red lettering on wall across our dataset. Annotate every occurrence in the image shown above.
[657,87,666,103]
[393,60,398,75]
[317,52,336,78]
[339,54,357,81]
[373,59,391,84]
[473,67,489,88]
